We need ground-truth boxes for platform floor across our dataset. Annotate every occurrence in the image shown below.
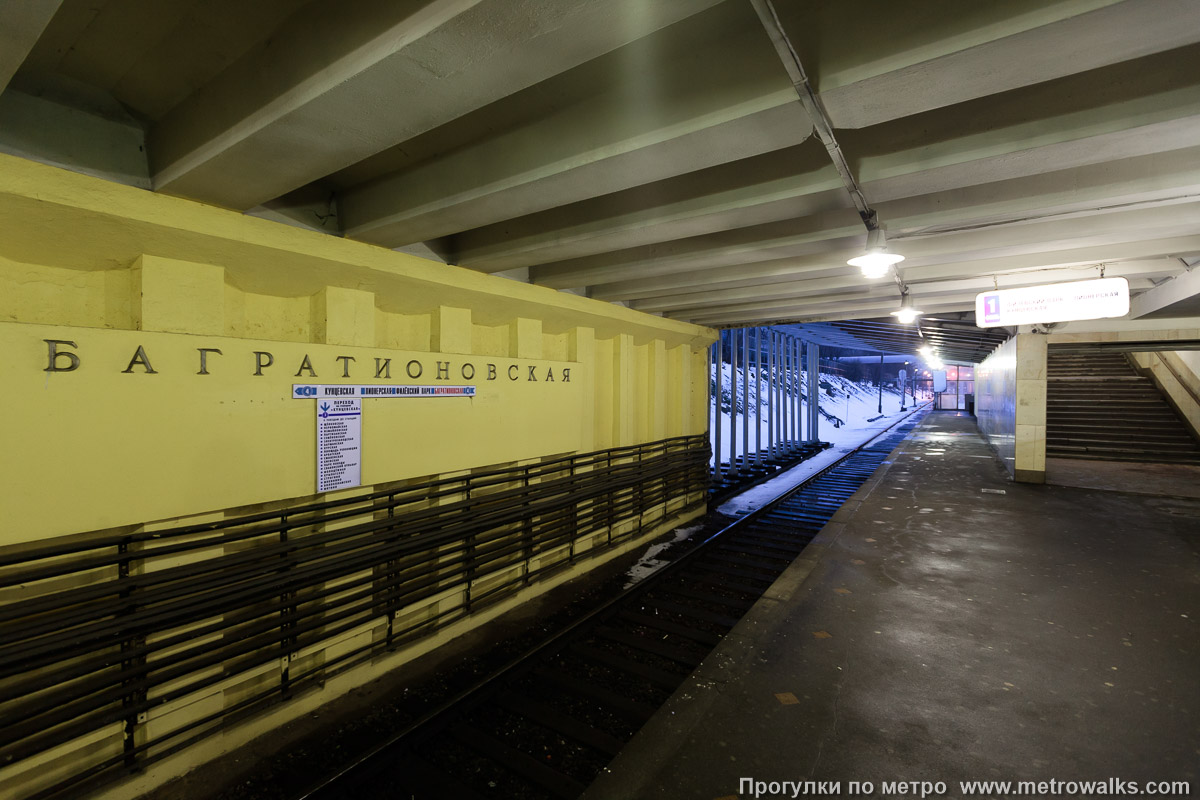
[584,411,1200,800]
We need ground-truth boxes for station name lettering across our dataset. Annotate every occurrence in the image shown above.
[42,339,570,383]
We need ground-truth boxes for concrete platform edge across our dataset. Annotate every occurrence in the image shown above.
[581,419,917,800]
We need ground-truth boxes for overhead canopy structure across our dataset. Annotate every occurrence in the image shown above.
[779,317,1011,365]
[3,0,1200,337]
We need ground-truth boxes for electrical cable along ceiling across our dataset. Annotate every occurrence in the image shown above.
[2,0,1199,345]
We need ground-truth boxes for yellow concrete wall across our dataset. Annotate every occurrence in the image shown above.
[0,155,715,800]
[0,154,715,545]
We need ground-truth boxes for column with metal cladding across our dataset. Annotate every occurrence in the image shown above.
[780,333,787,451]
[713,336,722,480]
[729,328,739,477]
[754,328,762,466]
[734,328,744,472]
[768,330,777,459]
[793,337,801,446]
[807,341,821,443]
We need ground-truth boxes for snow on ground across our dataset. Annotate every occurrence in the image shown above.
[622,524,704,589]
[716,403,927,518]
[620,366,932,587]
[709,363,930,461]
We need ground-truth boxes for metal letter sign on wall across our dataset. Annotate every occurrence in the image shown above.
[975,277,1130,328]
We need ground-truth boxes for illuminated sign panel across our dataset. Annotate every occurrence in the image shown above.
[975,278,1129,328]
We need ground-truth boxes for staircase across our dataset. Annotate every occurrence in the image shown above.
[1046,350,1200,464]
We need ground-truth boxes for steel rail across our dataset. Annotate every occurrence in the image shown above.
[295,402,932,800]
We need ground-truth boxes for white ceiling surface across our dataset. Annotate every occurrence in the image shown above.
[3,0,1200,335]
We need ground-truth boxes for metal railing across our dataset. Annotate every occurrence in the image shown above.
[0,434,709,800]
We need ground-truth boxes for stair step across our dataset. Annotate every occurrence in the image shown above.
[1048,438,1200,452]
[1044,352,1199,465]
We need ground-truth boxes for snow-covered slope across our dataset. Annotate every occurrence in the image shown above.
[709,364,929,460]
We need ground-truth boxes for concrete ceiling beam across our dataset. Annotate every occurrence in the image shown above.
[678,275,1162,326]
[455,43,1200,271]
[339,18,811,247]
[632,259,1183,314]
[686,297,982,328]
[806,0,1200,128]
[147,0,726,209]
[1131,263,1200,319]
[592,234,1200,304]
[534,177,1200,291]
[0,0,62,94]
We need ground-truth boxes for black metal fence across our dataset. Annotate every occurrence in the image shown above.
[0,434,709,800]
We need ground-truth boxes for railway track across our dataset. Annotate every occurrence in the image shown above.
[298,408,928,800]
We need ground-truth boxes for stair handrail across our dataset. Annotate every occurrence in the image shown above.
[1150,352,1200,413]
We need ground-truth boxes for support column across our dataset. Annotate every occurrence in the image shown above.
[797,338,806,443]
[781,334,790,453]
[729,329,739,476]
[734,331,744,472]
[754,328,762,466]
[1014,333,1048,484]
[877,352,884,414]
[713,336,722,480]
[768,330,776,459]
[794,338,801,445]
[808,342,820,443]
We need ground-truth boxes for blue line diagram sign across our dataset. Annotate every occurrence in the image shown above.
[293,384,475,398]
[316,398,361,493]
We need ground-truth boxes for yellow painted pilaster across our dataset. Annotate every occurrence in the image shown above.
[510,317,543,359]
[648,339,667,441]
[690,345,708,436]
[612,333,634,446]
[132,255,224,335]
[568,327,595,453]
[667,344,685,437]
[634,342,649,443]
[311,286,375,347]
[593,336,614,450]
[431,306,472,354]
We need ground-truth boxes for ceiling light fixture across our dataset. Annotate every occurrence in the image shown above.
[890,292,921,324]
[848,227,904,278]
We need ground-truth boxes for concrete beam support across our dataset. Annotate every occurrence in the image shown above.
[690,299,984,328]
[0,90,150,188]
[1132,263,1200,319]
[148,0,726,209]
[805,0,1200,128]
[340,8,811,247]
[0,0,61,93]
[636,259,1179,316]
[461,46,1200,272]
[598,235,1200,305]
[534,158,1200,292]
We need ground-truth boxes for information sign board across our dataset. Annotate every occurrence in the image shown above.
[317,398,361,492]
[976,278,1129,328]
